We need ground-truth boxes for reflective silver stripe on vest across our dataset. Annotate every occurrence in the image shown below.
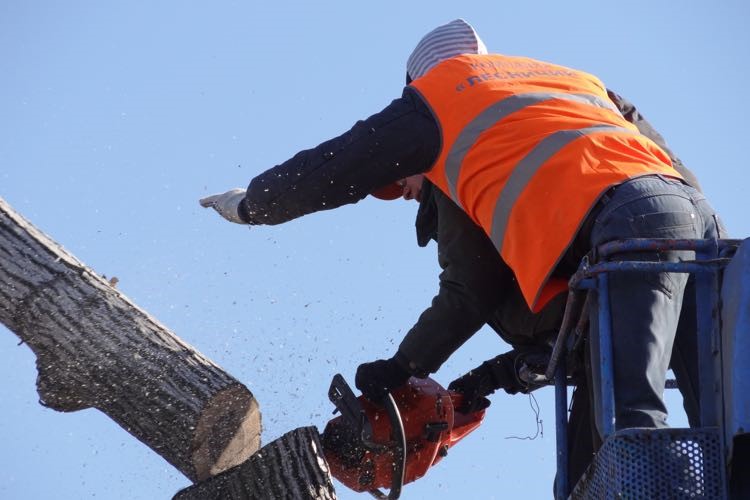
[489,124,638,251]
[444,92,621,206]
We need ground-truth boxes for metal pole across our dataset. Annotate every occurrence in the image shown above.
[695,244,719,428]
[598,273,616,438]
[555,355,569,499]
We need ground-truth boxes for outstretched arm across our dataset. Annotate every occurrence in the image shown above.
[239,87,440,224]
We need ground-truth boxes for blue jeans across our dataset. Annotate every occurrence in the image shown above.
[580,175,725,436]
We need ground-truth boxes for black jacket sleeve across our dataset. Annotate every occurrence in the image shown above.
[398,186,516,374]
[238,86,440,225]
[607,89,702,191]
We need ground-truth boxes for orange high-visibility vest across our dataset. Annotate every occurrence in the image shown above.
[410,54,681,312]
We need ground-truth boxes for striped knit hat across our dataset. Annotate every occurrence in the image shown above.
[406,19,487,81]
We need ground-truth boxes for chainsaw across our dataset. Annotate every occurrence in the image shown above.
[320,374,486,499]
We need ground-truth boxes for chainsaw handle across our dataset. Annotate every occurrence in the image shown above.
[368,392,406,500]
[384,392,406,499]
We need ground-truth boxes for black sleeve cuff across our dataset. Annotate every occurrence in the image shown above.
[393,350,429,378]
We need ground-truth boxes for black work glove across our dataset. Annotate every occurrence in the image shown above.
[447,370,493,414]
[355,354,412,404]
[448,351,521,414]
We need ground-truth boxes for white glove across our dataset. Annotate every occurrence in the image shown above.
[199,188,248,224]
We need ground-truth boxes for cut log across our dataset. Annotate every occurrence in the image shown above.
[173,426,337,500]
[0,197,261,481]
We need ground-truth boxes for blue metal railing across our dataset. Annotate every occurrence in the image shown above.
[552,238,742,500]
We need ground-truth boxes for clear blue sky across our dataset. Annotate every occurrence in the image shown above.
[1,1,748,499]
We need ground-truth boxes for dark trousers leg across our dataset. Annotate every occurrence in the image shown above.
[669,275,701,427]
[585,177,704,435]
[588,251,689,433]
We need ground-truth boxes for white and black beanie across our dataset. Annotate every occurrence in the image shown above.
[406,19,488,82]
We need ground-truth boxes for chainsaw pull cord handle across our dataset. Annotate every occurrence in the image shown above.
[369,392,406,500]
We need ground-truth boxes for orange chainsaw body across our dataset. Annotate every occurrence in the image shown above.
[321,376,485,493]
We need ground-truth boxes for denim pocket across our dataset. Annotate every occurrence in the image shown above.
[627,211,696,237]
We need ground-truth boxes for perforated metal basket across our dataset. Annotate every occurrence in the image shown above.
[570,428,726,499]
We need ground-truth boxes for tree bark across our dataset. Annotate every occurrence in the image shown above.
[173,426,337,500]
[0,196,262,481]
